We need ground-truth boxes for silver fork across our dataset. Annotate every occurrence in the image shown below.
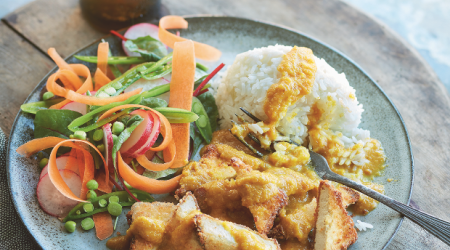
[237,107,450,246]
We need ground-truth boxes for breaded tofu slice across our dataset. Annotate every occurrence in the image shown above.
[158,192,203,250]
[194,214,281,250]
[128,202,176,250]
[314,181,357,250]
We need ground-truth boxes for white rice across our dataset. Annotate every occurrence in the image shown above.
[354,220,374,231]
[213,45,371,157]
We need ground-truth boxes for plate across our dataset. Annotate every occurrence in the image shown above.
[6,16,413,250]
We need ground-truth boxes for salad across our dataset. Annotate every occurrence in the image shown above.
[16,15,222,240]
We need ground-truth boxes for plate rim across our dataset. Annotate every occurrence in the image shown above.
[6,15,414,250]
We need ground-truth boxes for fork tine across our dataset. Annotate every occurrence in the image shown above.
[240,107,262,122]
[228,129,264,157]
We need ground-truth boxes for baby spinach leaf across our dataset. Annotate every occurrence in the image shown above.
[124,36,168,62]
[143,167,179,180]
[197,92,219,132]
[111,115,144,167]
[21,98,65,114]
[140,97,168,108]
[190,123,203,159]
[34,109,82,139]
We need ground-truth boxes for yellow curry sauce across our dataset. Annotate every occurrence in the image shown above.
[263,46,317,140]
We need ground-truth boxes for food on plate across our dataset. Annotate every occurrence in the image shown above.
[314,181,359,250]
[15,14,388,250]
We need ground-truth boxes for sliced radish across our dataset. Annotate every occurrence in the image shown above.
[124,77,170,94]
[133,111,161,156]
[37,169,81,218]
[119,110,153,158]
[123,23,166,56]
[103,124,114,170]
[40,155,78,179]
[60,91,96,115]
[61,101,87,115]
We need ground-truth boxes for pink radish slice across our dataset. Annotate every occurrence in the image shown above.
[60,91,96,115]
[103,124,114,170]
[40,156,78,179]
[37,169,82,218]
[122,23,165,57]
[119,110,153,158]
[61,101,87,115]
[133,111,161,157]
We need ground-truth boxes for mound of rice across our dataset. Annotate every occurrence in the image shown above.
[213,45,371,158]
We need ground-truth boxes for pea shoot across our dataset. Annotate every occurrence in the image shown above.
[83,203,94,213]
[86,190,97,200]
[81,218,95,231]
[112,121,125,135]
[98,199,107,208]
[64,221,76,233]
[107,202,123,216]
[42,91,54,101]
[39,158,48,169]
[109,195,120,204]
[93,129,104,141]
[86,179,99,190]
[73,131,87,140]
[96,144,105,153]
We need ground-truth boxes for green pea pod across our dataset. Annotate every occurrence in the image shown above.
[62,190,153,222]
[140,97,168,109]
[68,95,141,132]
[95,61,154,98]
[154,107,199,123]
[139,52,173,75]
[74,55,146,64]
[20,98,65,114]
[111,115,144,167]
[141,65,173,80]
[191,97,212,143]
[195,62,209,72]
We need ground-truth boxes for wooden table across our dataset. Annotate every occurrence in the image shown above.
[1,0,449,249]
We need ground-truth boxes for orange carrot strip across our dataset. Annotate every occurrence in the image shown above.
[49,140,91,202]
[97,42,109,75]
[64,88,141,106]
[96,172,113,194]
[49,64,94,109]
[158,16,221,61]
[94,68,111,91]
[97,104,173,151]
[136,140,176,171]
[118,153,181,194]
[16,137,66,157]
[169,40,196,169]
[59,69,84,90]
[93,212,114,240]
[48,48,75,73]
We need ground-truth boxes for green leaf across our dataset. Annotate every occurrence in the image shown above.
[21,98,65,114]
[197,92,219,132]
[34,109,82,139]
[140,97,168,109]
[111,115,144,167]
[190,123,203,158]
[143,168,179,180]
[124,36,168,61]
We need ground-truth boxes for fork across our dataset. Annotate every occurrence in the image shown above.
[235,108,450,246]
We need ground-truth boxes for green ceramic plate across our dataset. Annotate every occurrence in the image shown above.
[7,16,413,249]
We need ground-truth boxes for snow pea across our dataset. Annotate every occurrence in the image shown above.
[141,64,172,80]
[62,190,153,222]
[138,52,173,75]
[191,97,212,143]
[74,55,146,64]
[20,98,65,114]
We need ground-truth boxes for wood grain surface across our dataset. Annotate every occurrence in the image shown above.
[2,0,450,249]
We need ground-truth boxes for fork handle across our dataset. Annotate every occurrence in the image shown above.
[325,172,450,246]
